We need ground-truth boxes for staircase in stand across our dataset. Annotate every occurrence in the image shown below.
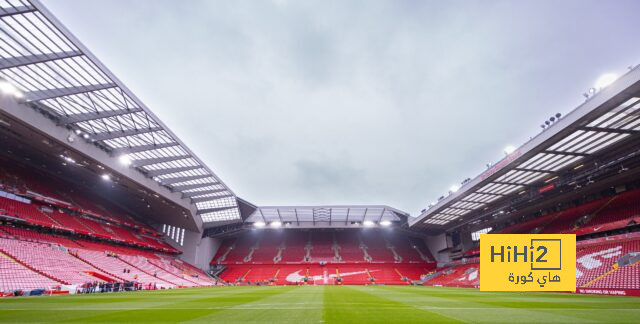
[217,241,235,264]
[69,251,126,282]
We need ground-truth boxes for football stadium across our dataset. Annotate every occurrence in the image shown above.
[1,1,640,323]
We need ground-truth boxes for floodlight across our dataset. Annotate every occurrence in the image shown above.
[101,174,111,181]
[118,155,132,166]
[450,185,460,193]
[0,80,23,98]
[270,221,282,228]
[254,221,266,228]
[594,73,618,90]
[503,145,516,155]
[363,220,375,227]
[380,220,392,227]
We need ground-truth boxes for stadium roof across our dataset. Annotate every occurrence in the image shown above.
[412,66,640,231]
[0,0,240,223]
[246,205,408,227]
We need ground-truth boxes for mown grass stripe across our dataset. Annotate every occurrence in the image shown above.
[0,286,639,323]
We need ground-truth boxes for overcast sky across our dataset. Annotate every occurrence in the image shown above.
[42,0,640,215]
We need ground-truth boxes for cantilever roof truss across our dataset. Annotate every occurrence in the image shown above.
[246,205,407,226]
[0,0,240,222]
[415,70,640,229]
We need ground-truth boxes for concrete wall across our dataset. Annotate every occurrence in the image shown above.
[460,230,475,251]
[178,229,221,271]
[425,233,451,265]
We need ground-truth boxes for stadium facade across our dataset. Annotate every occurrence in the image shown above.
[0,0,639,296]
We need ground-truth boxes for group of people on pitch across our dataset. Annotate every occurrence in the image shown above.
[76,281,148,294]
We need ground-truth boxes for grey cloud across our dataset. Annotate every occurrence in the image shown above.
[43,0,640,214]
[294,158,365,191]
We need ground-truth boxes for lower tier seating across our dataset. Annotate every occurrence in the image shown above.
[219,263,436,285]
[0,251,60,292]
[0,226,215,292]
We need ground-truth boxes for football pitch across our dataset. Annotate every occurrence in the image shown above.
[0,285,638,323]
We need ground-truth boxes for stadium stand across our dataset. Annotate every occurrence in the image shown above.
[494,188,640,236]
[212,229,436,285]
[1,0,640,303]
[335,230,365,262]
[0,223,215,291]
[309,231,336,262]
[0,165,215,293]
[0,252,61,292]
[423,234,640,290]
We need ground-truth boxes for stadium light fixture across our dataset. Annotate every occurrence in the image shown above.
[503,145,516,155]
[594,73,618,90]
[363,220,375,227]
[380,220,392,227]
[60,155,76,164]
[0,80,23,99]
[101,174,111,181]
[118,154,132,166]
[450,185,460,193]
[254,221,266,228]
[270,221,282,228]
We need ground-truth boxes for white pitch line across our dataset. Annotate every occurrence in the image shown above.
[1,307,638,311]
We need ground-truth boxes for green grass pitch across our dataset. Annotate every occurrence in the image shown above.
[0,285,638,323]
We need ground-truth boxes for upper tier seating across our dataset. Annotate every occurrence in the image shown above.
[0,191,175,253]
[497,213,556,234]
[250,231,281,263]
[280,231,307,263]
[498,188,640,235]
[385,233,427,262]
[583,190,640,228]
[409,237,434,262]
[539,200,606,234]
[0,196,57,228]
[223,234,258,263]
[309,231,335,262]
[361,231,395,262]
[335,230,364,262]
[0,226,81,247]
[213,229,433,266]
[0,159,161,236]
